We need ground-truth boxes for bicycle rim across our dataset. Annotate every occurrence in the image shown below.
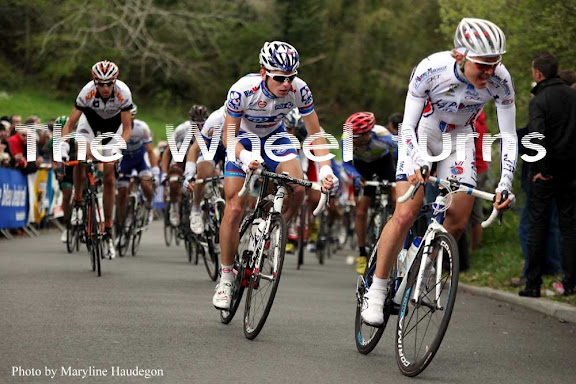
[395,232,459,377]
[131,209,144,256]
[66,225,76,253]
[244,213,287,340]
[354,247,387,354]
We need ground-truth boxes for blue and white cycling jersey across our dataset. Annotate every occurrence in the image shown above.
[122,119,153,156]
[225,74,314,138]
[400,51,517,191]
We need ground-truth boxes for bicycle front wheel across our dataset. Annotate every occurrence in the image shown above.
[395,232,459,377]
[163,208,172,247]
[244,213,286,340]
[354,244,387,354]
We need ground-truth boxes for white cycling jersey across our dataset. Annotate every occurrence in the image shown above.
[226,74,314,137]
[75,80,133,133]
[123,119,152,155]
[400,51,517,191]
[173,121,197,150]
[201,106,225,140]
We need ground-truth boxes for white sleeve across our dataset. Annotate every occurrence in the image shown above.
[495,104,517,192]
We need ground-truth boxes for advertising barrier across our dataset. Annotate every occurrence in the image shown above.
[0,168,29,228]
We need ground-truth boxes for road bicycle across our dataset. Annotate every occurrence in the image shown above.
[193,175,225,281]
[117,175,153,257]
[355,167,506,376]
[220,167,328,340]
[65,159,109,276]
[361,178,395,256]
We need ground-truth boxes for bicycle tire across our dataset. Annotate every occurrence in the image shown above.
[297,204,307,269]
[354,246,388,354]
[395,232,459,377]
[131,206,146,256]
[204,236,219,282]
[244,212,287,340]
[119,199,135,257]
[66,224,77,254]
[220,216,252,325]
[163,208,172,247]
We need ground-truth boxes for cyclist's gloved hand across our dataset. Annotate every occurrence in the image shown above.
[319,165,339,191]
[353,176,363,189]
[239,149,264,173]
[60,141,70,162]
[494,189,515,211]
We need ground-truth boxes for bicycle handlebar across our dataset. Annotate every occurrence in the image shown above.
[238,169,328,216]
[195,175,224,185]
[397,170,503,228]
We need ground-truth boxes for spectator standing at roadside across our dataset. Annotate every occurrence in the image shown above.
[9,114,21,136]
[0,120,12,167]
[520,52,576,297]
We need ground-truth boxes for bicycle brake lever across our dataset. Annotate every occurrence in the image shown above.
[498,190,509,226]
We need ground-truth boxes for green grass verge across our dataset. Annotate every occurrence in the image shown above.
[460,207,576,305]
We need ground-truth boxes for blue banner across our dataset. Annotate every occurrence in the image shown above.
[0,168,29,228]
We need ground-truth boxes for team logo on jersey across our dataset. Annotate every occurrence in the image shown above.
[489,76,512,96]
[300,86,313,105]
[92,100,100,108]
[413,66,448,89]
[84,90,97,102]
[115,91,124,103]
[422,99,434,117]
[244,85,261,97]
[501,97,514,105]
[439,121,456,133]
[245,114,278,123]
[274,102,294,110]
[227,91,242,110]
[445,83,459,96]
[450,161,464,175]
[258,101,267,108]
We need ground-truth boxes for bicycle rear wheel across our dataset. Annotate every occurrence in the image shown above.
[395,232,459,377]
[220,216,251,324]
[354,243,388,354]
[204,235,219,282]
[297,205,307,269]
[244,213,287,340]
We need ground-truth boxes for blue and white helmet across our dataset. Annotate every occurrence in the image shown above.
[285,108,304,130]
[259,41,299,72]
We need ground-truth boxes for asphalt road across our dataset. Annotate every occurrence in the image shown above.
[1,222,575,384]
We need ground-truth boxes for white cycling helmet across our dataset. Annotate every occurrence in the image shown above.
[92,60,119,81]
[454,18,506,57]
[259,41,299,72]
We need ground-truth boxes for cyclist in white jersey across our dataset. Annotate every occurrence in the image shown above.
[183,106,227,234]
[160,105,208,226]
[362,18,517,326]
[61,60,133,259]
[116,104,159,233]
[213,41,338,309]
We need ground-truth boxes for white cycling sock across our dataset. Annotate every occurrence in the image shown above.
[191,204,200,213]
[371,276,389,293]
[220,264,234,283]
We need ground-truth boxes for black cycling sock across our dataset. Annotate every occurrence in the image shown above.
[359,246,367,257]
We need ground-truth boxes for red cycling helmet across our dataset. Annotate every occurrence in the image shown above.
[345,112,375,136]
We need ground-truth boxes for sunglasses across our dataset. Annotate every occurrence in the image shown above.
[95,80,115,87]
[266,71,297,83]
[467,56,501,70]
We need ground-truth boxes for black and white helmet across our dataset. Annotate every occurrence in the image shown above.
[454,18,506,57]
[91,60,119,81]
[188,105,209,123]
[259,41,299,72]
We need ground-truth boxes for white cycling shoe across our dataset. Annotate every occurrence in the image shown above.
[189,209,204,235]
[361,287,387,326]
[213,282,233,310]
[60,230,68,243]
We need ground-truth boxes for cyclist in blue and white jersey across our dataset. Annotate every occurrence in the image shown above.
[61,60,133,259]
[116,104,159,234]
[341,112,397,275]
[362,18,517,326]
[213,41,338,309]
[160,105,208,226]
[183,106,227,234]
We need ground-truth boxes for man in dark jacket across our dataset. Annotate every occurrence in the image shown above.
[520,52,576,297]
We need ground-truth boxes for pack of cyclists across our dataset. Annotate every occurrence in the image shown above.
[50,18,519,369]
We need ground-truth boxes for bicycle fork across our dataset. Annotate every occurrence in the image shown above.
[412,230,445,310]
